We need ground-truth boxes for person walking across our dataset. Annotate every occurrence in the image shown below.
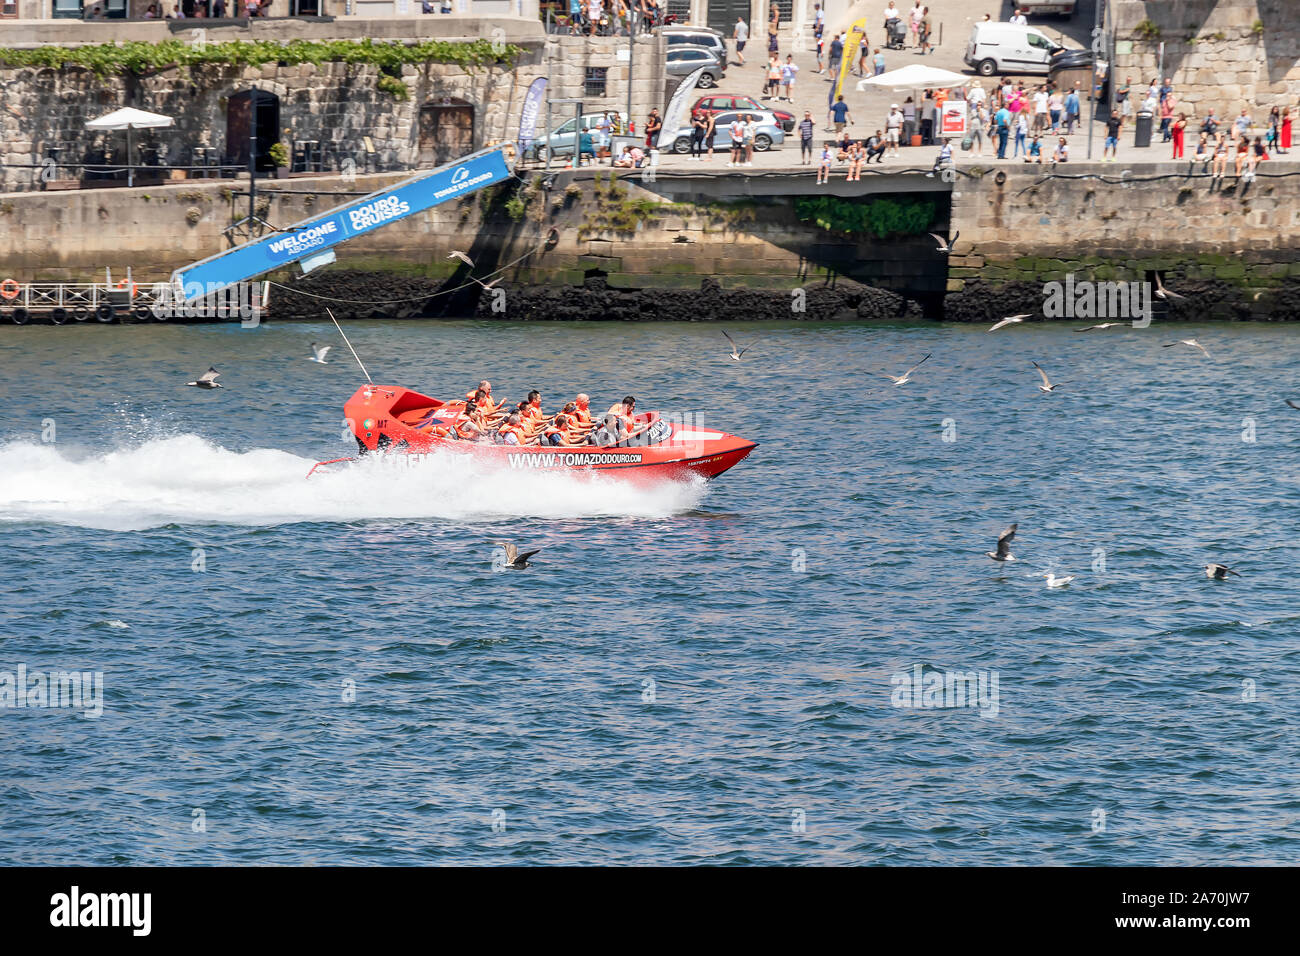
[994,102,1011,158]
[829,94,852,134]
[1013,110,1028,158]
[1063,86,1080,135]
[798,110,815,164]
[733,16,749,66]
[1159,93,1174,142]
[886,102,903,157]
[918,7,932,56]
[781,55,799,103]
[828,31,844,78]
[689,110,707,160]
[1103,109,1122,162]
[644,108,662,149]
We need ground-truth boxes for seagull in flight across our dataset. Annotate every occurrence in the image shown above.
[1163,338,1210,358]
[928,231,959,253]
[1043,572,1075,588]
[884,353,931,386]
[722,330,757,361]
[986,523,1017,562]
[494,542,540,570]
[448,250,475,267]
[1032,361,1062,393]
[1075,322,1127,332]
[1154,273,1185,300]
[185,367,222,389]
[308,342,331,364]
[1205,563,1241,580]
[988,314,1030,332]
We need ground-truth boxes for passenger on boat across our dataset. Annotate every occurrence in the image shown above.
[572,394,593,426]
[524,390,545,424]
[454,405,489,441]
[466,380,492,403]
[541,414,574,446]
[589,414,624,447]
[607,395,637,432]
[496,412,526,445]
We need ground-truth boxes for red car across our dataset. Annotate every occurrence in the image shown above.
[692,95,796,132]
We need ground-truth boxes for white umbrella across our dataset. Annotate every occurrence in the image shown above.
[855,64,971,91]
[85,107,174,187]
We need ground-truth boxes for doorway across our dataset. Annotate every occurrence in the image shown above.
[418,99,475,168]
[226,89,281,172]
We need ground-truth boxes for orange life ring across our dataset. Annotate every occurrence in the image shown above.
[114,280,137,296]
[0,279,19,300]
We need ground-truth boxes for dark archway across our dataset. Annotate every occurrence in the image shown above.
[226,89,281,172]
[418,98,475,168]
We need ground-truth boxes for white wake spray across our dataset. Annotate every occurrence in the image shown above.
[0,435,707,531]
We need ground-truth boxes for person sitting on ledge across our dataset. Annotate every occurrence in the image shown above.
[865,129,886,163]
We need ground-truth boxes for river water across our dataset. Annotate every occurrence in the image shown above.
[2,318,1298,864]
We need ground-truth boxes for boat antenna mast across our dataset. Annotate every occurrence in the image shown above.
[327,307,372,383]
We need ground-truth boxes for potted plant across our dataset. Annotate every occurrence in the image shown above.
[268,141,289,178]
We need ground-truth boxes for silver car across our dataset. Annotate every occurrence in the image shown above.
[666,110,786,153]
[666,45,726,90]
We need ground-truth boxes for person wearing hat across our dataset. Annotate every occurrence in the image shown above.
[885,103,903,157]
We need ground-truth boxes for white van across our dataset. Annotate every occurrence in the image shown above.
[964,22,1063,76]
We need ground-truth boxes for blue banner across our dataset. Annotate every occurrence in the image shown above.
[174,149,512,298]
[518,77,547,152]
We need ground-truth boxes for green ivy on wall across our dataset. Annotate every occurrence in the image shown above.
[794,194,938,238]
[0,37,523,76]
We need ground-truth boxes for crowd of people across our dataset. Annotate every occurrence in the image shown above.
[436,382,643,449]
[555,0,670,37]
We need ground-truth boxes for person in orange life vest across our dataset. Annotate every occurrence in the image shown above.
[607,394,636,432]
[496,412,526,445]
[466,379,491,402]
[455,404,488,441]
[541,414,575,446]
[571,393,593,426]
[523,390,546,426]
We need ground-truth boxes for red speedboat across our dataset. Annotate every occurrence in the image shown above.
[310,384,758,480]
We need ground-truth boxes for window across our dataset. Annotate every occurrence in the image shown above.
[584,67,607,98]
[0,1,17,17]
[1027,33,1050,48]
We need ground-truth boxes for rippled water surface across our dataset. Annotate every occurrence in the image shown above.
[2,319,1298,865]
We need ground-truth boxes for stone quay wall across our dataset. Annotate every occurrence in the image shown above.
[1110,0,1300,115]
[0,21,666,188]
[943,160,1300,321]
[2,163,1299,322]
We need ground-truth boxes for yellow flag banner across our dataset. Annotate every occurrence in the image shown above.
[832,18,868,110]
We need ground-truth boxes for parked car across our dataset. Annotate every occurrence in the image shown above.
[692,94,796,132]
[1017,1,1077,16]
[667,110,787,153]
[666,45,726,89]
[664,26,728,63]
[530,110,628,161]
[964,21,1064,76]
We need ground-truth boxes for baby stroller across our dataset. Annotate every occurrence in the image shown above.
[885,17,906,51]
